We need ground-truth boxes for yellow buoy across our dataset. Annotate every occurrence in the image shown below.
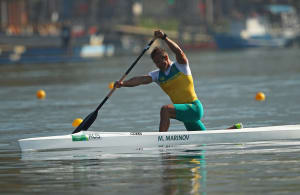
[255,92,266,101]
[108,81,115,89]
[72,118,83,127]
[36,89,46,99]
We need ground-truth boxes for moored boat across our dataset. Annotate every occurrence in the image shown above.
[213,5,300,50]
[18,124,300,152]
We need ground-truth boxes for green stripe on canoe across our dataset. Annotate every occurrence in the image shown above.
[72,134,88,141]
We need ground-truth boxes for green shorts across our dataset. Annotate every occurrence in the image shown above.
[174,99,206,131]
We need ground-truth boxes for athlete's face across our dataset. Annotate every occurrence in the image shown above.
[153,53,169,71]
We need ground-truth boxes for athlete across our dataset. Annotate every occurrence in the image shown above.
[115,30,206,132]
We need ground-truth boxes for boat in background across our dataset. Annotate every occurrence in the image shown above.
[0,33,115,65]
[214,5,300,49]
[0,45,115,65]
[18,124,300,152]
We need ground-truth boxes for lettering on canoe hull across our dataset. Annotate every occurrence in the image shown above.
[88,133,101,140]
[130,132,142,136]
[158,135,190,142]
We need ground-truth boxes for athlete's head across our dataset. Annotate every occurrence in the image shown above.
[151,47,170,71]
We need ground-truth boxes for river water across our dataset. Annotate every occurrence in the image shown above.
[0,48,300,194]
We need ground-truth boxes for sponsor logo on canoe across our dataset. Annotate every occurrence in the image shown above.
[72,134,88,142]
[72,133,101,142]
[158,134,189,142]
[130,132,142,136]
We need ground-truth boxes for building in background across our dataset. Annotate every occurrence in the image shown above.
[0,0,299,52]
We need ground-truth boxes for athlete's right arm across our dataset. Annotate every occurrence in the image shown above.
[115,75,152,88]
[154,30,187,65]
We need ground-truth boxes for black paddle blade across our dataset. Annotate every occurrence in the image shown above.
[72,110,98,134]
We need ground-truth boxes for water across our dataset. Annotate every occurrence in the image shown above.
[0,48,300,194]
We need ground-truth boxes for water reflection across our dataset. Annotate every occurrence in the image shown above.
[20,146,208,194]
[161,149,207,195]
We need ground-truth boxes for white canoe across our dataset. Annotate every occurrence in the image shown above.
[18,125,300,152]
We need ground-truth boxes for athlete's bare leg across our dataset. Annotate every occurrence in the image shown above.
[159,104,176,132]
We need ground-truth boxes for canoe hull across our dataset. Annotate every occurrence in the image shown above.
[18,125,300,152]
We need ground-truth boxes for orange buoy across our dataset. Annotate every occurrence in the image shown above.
[36,89,46,99]
[255,92,266,101]
[72,118,83,127]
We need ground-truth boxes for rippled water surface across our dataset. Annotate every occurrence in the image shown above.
[1,48,300,194]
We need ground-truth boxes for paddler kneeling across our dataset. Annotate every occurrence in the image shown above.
[115,30,206,132]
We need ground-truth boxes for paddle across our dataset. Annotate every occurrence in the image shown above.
[72,38,156,134]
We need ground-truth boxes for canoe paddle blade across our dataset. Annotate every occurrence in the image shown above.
[72,110,98,134]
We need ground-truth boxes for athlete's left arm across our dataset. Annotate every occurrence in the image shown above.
[154,30,188,65]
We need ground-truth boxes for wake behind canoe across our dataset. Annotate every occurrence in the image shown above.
[18,125,300,152]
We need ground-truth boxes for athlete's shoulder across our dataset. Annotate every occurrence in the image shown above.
[148,69,159,82]
[174,60,191,75]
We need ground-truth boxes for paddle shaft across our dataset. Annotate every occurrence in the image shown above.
[95,38,155,112]
[72,38,155,134]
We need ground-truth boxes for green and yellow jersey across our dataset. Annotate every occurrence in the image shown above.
[149,61,198,104]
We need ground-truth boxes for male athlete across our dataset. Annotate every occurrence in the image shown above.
[115,30,206,132]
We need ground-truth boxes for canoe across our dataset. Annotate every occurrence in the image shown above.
[18,125,300,152]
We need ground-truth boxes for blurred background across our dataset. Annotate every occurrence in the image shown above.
[0,0,300,64]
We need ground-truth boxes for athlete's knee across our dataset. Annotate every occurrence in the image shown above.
[160,105,175,118]
[160,105,170,116]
